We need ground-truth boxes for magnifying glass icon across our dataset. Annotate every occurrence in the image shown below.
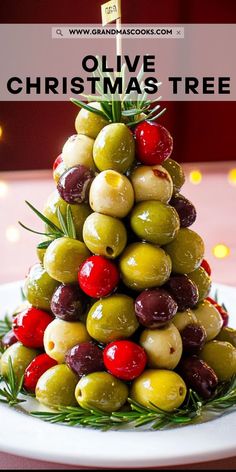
[56,29,63,37]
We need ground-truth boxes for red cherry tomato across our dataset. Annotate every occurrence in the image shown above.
[201,259,212,276]
[134,121,173,166]
[53,154,63,171]
[13,307,53,348]
[206,297,229,327]
[78,255,120,298]
[103,340,147,381]
[24,353,57,392]
[206,296,217,306]
[219,308,229,327]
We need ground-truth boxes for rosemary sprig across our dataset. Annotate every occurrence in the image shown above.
[206,376,236,410]
[31,376,236,430]
[0,314,12,353]
[18,200,63,239]
[71,56,165,127]
[30,399,196,430]
[56,206,77,239]
[18,201,77,244]
[0,358,25,407]
[70,98,109,121]
[66,205,77,239]
[0,314,12,338]
[37,240,52,250]
[0,343,235,429]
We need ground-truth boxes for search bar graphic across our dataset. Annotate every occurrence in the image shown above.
[52,25,185,39]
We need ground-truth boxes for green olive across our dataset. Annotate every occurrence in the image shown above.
[130,201,180,246]
[188,267,211,301]
[75,102,109,139]
[44,318,91,363]
[44,237,90,284]
[23,263,59,311]
[0,342,38,381]
[130,369,187,412]
[162,158,185,193]
[200,340,236,381]
[53,161,67,184]
[172,309,198,332]
[164,228,205,274]
[75,372,128,412]
[36,242,50,263]
[93,123,135,174]
[119,242,172,291]
[216,327,236,347]
[89,170,134,218]
[62,134,96,170]
[36,365,78,407]
[130,165,173,203]
[140,323,183,370]
[193,300,223,341]
[83,212,127,259]
[86,294,139,343]
[44,190,91,241]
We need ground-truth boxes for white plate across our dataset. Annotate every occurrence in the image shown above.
[0,281,236,468]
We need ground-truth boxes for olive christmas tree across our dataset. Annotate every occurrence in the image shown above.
[1,80,236,429]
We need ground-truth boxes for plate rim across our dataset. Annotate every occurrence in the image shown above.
[1,436,236,468]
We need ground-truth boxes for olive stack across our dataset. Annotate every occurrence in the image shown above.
[1,101,236,415]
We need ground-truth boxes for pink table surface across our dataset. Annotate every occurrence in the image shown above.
[0,162,236,470]
[1,451,236,470]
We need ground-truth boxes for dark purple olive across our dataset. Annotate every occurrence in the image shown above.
[51,284,87,321]
[135,288,178,328]
[181,324,207,354]
[165,274,199,311]
[1,330,18,349]
[170,194,196,228]
[57,165,95,204]
[65,342,104,377]
[178,356,218,399]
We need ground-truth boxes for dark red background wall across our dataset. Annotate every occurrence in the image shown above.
[1,0,236,171]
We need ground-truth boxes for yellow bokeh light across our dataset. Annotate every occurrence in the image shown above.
[228,168,236,186]
[6,225,20,243]
[0,126,2,139]
[0,181,8,198]
[189,170,202,185]
[212,243,230,259]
